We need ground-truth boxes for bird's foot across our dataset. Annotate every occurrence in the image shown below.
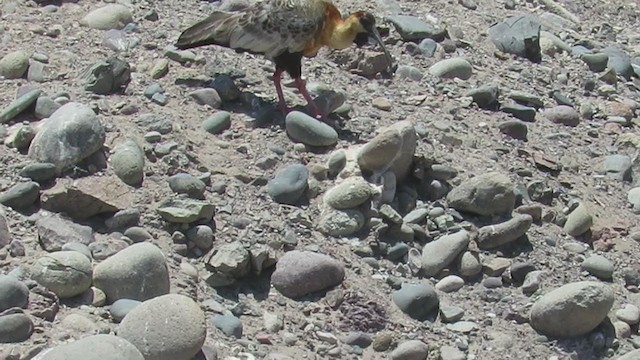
[277,101,292,117]
[307,103,328,121]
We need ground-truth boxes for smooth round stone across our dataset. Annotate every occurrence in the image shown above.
[544,105,580,127]
[19,162,57,183]
[0,275,29,312]
[458,251,482,277]
[211,313,243,338]
[563,203,593,237]
[498,120,528,140]
[529,281,614,338]
[392,283,439,321]
[396,65,423,81]
[189,89,222,108]
[168,173,206,199]
[323,177,373,209]
[0,181,40,210]
[617,350,640,360]
[202,111,231,135]
[0,313,33,343]
[110,299,142,323]
[435,275,465,293]
[428,57,473,80]
[110,139,145,186]
[327,150,346,177]
[186,225,214,250]
[118,294,206,360]
[285,111,338,147]
[31,251,93,298]
[615,304,640,325]
[0,50,30,79]
[123,227,152,243]
[61,242,93,259]
[446,172,515,216]
[267,164,308,205]
[390,340,429,360]
[317,208,365,237]
[271,250,345,299]
[82,4,133,30]
[581,255,614,280]
[39,334,144,360]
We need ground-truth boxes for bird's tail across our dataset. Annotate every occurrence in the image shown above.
[175,11,242,49]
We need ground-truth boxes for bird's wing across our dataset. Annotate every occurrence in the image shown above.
[176,0,327,59]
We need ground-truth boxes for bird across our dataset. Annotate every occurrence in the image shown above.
[175,0,393,120]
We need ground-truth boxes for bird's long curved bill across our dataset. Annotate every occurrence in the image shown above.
[369,28,394,71]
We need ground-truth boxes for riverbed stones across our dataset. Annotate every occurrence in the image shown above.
[271,250,345,298]
[446,173,515,216]
[31,251,93,298]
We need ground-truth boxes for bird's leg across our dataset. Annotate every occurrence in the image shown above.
[272,69,290,115]
[293,77,327,120]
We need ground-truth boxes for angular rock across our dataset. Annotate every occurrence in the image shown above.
[39,334,144,360]
[118,294,206,360]
[390,340,429,360]
[157,198,215,224]
[81,57,131,95]
[489,15,542,62]
[421,230,470,277]
[317,208,365,237]
[28,102,106,172]
[446,172,515,216]
[271,250,345,298]
[529,281,614,337]
[204,242,251,287]
[477,214,533,249]
[36,213,95,252]
[392,283,439,321]
[93,242,170,303]
[31,251,93,298]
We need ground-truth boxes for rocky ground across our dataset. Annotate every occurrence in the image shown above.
[0,0,639,359]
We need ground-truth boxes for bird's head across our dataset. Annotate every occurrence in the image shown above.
[349,11,394,73]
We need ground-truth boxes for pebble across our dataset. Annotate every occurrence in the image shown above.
[267,164,309,205]
[458,251,482,277]
[477,214,533,249]
[615,304,640,325]
[342,332,372,347]
[118,294,207,360]
[38,334,144,360]
[529,281,614,337]
[498,120,528,140]
[440,345,466,360]
[189,88,222,108]
[440,306,465,323]
[202,111,231,135]
[93,242,170,303]
[435,275,465,292]
[446,321,478,333]
[82,4,133,30]
[357,121,417,182]
[0,89,41,123]
[168,173,206,199]
[105,208,140,230]
[109,299,142,323]
[418,38,438,57]
[122,227,152,243]
[396,65,423,81]
[543,105,580,127]
[29,102,106,172]
[581,255,614,280]
[563,202,592,237]
[0,275,29,312]
[0,50,29,79]
[35,96,61,119]
[110,139,145,186]
[0,312,33,343]
[390,340,429,360]
[428,57,473,80]
[0,181,40,210]
[323,177,373,209]
[212,313,243,338]
[31,251,93,298]
[36,213,95,252]
[421,230,470,277]
[327,150,346,177]
[156,198,214,223]
[150,59,169,79]
[510,262,536,283]
[285,111,338,147]
[61,242,92,259]
[500,103,537,122]
[186,225,214,250]
[318,208,365,237]
[271,250,344,298]
[446,172,515,216]
[392,283,439,320]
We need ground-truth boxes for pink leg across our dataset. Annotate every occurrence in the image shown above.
[272,69,290,115]
[294,77,327,120]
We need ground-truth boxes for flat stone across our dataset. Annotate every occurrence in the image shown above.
[387,15,446,41]
[489,14,541,62]
[440,306,464,323]
[318,208,366,237]
[544,105,580,127]
[0,89,41,123]
[36,213,95,252]
[500,103,537,122]
[82,4,133,30]
[157,198,215,224]
[189,89,222,108]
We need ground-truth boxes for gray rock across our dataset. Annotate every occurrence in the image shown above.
[396,65,423,81]
[440,306,464,323]
[81,57,131,95]
[435,275,465,293]
[93,242,170,303]
[446,321,478,333]
[0,89,41,124]
[580,53,609,72]
[601,46,634,79]
[500,103,537,122]
[168,173,206,199]
[123,227,152,243]
[390,340,429,360]
[323,177,373,209]
[392,283,439,321]
[417,38,438,57]
[156,198,215,224]
[510,262,537,283]
[204,242,250,286]
[5,124,36,150]
[446,172,515,216]
[0,212,11,250]
[489,15,541,62]
[0,312,33,343]
[210,75,241,101]
[428,58,473,80]
[271,250,345,298]
[31,251,93,298]
[317,208,365,237]
[327,150,347,177]
[617,350,640,360]
[466,84,499,109]
[82,4,133,30]
[118,294,206,360]
[498,120,528,140]
[439,345,466,360]
[267,164,308,205]
[28,102,105,172]
[39,334,144,360]
[615,304,640,325]
[189,89,222,108]
[0,181,40,210]
[529,281,614,337]
[211,313,243,338]
[543,105,580,127]
[150,59,169,79]
[285,111,338,147]
[581,255,614,280]
[111,139,145,186]
[604,154,632,181]
[61,242,92,259]
[36,213,95,252]
[20,162,57,183]
[105,208,140,230]
[202,111,231,135]
[458,251,482,277]
[403,208,429,224]
[522,270,544,294]
[34,96,61,119]
[421,230,470,277]
[358,120,416,182]
[187,225,214,250]
[563,202,592,237]
[387,15,446,41]
[0,50,29,79]
[0,275,29,312]
[110,299,142,323]
[477,214,532,249]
